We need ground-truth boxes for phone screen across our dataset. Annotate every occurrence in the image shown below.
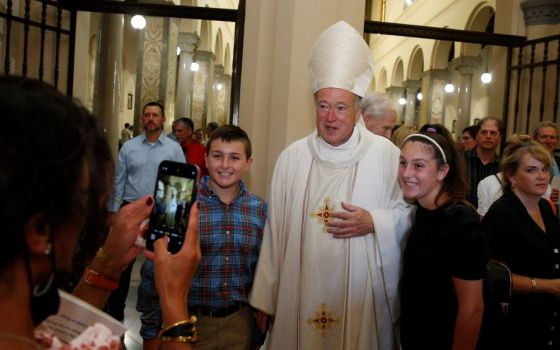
[146,161,197,253]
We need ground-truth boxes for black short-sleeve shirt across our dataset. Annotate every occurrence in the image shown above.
[401,201,486,349]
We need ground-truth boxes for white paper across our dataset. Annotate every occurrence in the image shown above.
[40,290,126,343]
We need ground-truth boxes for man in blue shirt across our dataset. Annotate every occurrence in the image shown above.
[106,101,185,322]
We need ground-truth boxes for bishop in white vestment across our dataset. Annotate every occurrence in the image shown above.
[249,21,412,350]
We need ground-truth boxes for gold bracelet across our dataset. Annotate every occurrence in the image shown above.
[158,316,198,338]
[95,247,113,266]
[161,335,200,344]
[530,277,537,292]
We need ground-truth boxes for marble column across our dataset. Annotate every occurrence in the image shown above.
[192,50,215,129]
[136,17,179,133]
[138,17,164,121]
[213,64,227,126]
[176,32,199,119]
[160,18,179,126]
[386,86,405,124]
[419,69,449,127]
[92,12,123,157]
[453,56,481,136]
[222,73,232,124]
[404,80,421,127]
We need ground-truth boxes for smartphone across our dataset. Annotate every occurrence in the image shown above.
[146,160,198,253]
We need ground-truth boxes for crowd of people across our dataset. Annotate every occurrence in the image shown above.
[1,20,559,350]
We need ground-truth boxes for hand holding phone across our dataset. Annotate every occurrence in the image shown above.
[146,161,198,253]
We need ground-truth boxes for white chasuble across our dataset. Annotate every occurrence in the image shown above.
[301,158,372,349]
[250,124,412,350]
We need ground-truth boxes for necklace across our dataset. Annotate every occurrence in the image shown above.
[0,331,43,349]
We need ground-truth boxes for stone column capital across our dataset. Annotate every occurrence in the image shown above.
[178,32,200,54]
[521,0,560,25]
[214,65,224,78]
[422,69,449,80]
[404,79,421,92]
[386,86,404,94]
[194,50,216,62]
[453,56,481,76]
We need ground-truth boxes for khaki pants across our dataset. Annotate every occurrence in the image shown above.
[194,305,253,350]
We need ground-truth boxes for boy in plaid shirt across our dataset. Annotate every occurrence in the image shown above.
[138,125,267,350]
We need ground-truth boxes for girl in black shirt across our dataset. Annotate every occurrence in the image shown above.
[398,125,486,350]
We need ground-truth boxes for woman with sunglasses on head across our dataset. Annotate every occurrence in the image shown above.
[482,137,560,349]
[0,76,200,350]
[399,125,486,350]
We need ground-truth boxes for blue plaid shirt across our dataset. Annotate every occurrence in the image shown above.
[188,176,267,309]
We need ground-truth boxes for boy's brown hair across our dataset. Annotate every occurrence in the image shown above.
[206,125,252,158]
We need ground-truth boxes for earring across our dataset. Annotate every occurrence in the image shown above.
[44,243,52,255]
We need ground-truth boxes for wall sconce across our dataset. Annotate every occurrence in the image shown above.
[416,92,423,101]
[444,83,454,93]
[176,47,181,56]
[190,62,199,72]
[398,97,406,105]
[216,83,223,91]
[131,15,146,30]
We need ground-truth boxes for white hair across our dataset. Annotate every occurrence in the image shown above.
[360,93,395,120]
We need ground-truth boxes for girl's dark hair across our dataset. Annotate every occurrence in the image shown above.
[0,76,112,271]
[405,124,468,206]
[462,125,478,139]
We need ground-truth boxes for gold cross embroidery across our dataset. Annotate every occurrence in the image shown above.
[311,198,335,232]
[307,303,339,336]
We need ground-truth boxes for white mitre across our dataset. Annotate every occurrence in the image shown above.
[308,20,374,98]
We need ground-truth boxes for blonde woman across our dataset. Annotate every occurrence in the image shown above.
[483,137,560,349]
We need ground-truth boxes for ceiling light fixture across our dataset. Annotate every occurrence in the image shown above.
[131,15,146,30]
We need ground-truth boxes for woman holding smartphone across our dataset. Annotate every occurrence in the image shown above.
[398,125,486,350]
[0,76,200,350]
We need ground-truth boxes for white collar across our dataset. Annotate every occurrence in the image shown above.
[308,123,370,168]
[316,126,359,163]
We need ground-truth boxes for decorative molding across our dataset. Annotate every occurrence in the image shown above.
[194,50,215,62]
[521,0,560,25]
[453,56,481,76]
[386,86,405,94]
[404,79,421,92]
[214,64,224,78]
[423,69,449,81]
[178,32,200,55]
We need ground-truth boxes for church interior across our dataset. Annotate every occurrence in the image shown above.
[1,1,559,348]
[1,0,558,198]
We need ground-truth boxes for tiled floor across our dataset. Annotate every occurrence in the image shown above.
[122,256,144,350]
